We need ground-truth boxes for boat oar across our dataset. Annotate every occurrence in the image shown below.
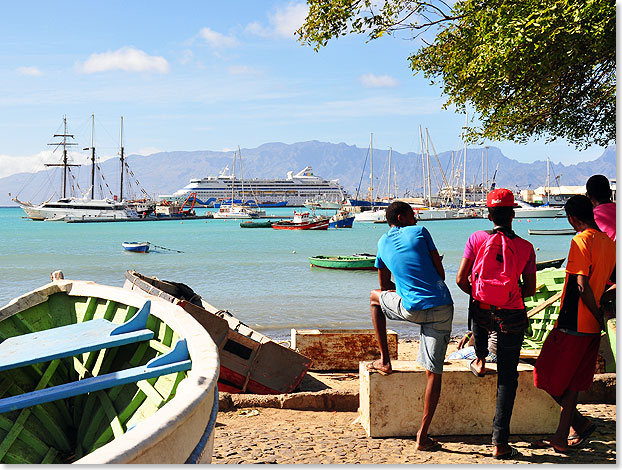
[149,243,185,253]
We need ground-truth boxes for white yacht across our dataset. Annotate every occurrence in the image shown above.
[20,197,138,221]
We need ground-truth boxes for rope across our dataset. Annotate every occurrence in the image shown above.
[149,243,184,253]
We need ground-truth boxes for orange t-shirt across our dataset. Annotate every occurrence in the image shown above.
[557,228,616,334]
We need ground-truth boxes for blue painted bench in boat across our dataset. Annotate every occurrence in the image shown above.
[0,300,192,413]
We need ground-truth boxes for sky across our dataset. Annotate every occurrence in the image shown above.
[0,1,612,179]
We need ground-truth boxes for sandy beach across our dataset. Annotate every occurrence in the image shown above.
[212,338,616,464]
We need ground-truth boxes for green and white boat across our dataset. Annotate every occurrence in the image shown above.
[0,276,219,464]
[309,254,376,270]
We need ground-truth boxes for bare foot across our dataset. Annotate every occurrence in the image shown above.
[415,437,441,451]
[366,359,392,375]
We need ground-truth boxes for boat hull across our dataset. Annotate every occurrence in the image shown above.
[272,219,330,230]
[528,229,576,236]
[309,255,376,270]
[122,241,150,252]
[240,220,274,228]
[0,280,219,464]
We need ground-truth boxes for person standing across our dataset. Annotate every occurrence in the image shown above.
[456,188,537,459]
[586,174,616,242]
[532,195,616,452]
[369,200,453,451]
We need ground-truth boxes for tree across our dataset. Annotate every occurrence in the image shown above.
[296,0,615,149]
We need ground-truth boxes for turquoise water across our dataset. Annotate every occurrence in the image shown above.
[0,207,572,340]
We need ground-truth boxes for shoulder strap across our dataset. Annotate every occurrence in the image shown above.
[492,226,517,239]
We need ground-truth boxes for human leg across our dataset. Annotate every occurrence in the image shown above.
[369,289,392,373]
[416,370,442,450]
[471,322,489,375]
[491,330,523,457]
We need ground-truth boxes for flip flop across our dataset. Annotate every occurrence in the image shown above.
[494,446,521,460]
[416,438,441,452]
[469,359,485,377]
[366,362,392,376]
[531,439,572,454]
[568,423,597,448]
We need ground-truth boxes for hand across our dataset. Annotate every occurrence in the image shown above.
[457,332,472,349]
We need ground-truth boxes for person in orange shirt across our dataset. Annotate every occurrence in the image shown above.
[532,195,616,453]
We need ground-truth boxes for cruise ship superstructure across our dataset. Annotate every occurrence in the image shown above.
[159,166,347,207]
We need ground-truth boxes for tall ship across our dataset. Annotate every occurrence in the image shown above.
[159,166,347,207]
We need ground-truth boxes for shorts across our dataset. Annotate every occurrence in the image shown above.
[379,291,453,374]
[533,328,600,397]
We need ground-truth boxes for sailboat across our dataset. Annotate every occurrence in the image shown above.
[212,147,265,219]
[354,133,387,223]
[13,116,139,221]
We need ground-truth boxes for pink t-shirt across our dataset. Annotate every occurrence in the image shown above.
[463,229,537,309]
[593,202,616,242]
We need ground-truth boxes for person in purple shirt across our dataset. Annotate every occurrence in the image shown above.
[586,174,616,242]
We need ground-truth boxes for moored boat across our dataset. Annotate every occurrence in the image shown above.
[122,241,150,253]
[0,276,219,464]
[354,209,386,223]
[239,220,274,228]
[309,254,376,270]
[528,228,576,236]
[272,211,330,230]
[328,210,355,228]
[535,257,566,270]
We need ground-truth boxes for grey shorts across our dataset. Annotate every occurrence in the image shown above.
[379,291,453,374]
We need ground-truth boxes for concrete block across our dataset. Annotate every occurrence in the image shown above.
[359,360,559,437]
[291,329,398,370]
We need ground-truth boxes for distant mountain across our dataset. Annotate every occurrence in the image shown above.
[1,142,615,207]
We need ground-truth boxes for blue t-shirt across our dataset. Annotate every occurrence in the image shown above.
[375,225,453,311]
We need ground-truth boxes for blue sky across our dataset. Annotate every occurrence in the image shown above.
[0,1,610,179]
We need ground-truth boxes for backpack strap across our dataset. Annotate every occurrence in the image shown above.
[492,226,518,239]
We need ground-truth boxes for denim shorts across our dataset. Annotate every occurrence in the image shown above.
[379,291,453,374]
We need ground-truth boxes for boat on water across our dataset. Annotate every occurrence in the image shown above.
[239,220,274,228]
[354,208,386,223]
[536,257,566,270]
[528,228,576,236]
[160,165,346,208]
[123,270,312,394]
[272,211,330,230]
[122,241,150,253]
[328,210,355,228]
[0,275,219,463]
[309,254,376,270]
[509,201,565,219]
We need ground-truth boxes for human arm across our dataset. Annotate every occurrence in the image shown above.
[576,274,606,331]
[520,272,537,298]
[457,331,474,349]
[378,266,395,291]
[429,249,445,280]
[456,257,474,295]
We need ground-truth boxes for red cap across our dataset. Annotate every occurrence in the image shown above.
[487,188,518,207]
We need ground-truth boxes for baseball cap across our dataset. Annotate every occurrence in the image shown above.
[487,188,519,207]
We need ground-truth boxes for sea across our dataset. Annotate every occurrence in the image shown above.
[0,207,572,342]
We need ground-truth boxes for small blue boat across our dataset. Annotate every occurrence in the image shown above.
[122,241,150,253]
[328,210,355,228]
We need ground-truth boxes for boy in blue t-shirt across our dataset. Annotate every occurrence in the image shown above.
[369,200,453,451]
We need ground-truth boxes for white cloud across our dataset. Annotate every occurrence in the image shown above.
[199,27,238,48]
[359,73,400,88]
[0,151,50,178]
[16,66,42,77]
[180,49,194,65]
[137,147,162,156]
[246,2,308,39]
[79,47,169,74]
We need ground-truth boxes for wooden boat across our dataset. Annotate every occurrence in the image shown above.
[239,220,274,228]
[528,228,576,236]
[122,241,150,253]
[328,210,355,228]
[0,276,219,464]
[309,254,376,270]
[272,211,330,230]
[535,257,565,270]
[123,270,312,394]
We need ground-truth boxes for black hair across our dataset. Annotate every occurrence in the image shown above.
[386,201,413,226]
[488,206,514,226]
[586,174,612,203]
[565,195,595,223]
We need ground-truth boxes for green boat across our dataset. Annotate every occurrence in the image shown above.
[0,276,219,464]
[309,254,376,270]
[240,220,274,228]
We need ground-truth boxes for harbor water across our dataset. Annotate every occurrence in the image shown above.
[0,207,572,342]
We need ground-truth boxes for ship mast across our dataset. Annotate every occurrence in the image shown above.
[46,115,79,198]
[119,117,125,202]
[82,114,96,199]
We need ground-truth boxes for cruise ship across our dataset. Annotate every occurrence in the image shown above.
[159,166,347,207]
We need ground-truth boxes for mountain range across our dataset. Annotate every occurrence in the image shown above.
[2,142,616,206]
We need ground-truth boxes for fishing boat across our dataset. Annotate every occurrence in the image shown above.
[239,220,274,228]
[0,275,219,464]
[328,210,355,228]
[122,241,150,253]
[535,257,566,270]
[272,211,330,230]
[123,270,312,394]
[309,254,376,270]
[528,228,576,236]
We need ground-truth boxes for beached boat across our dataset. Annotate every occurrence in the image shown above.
[122,241,150,253]
[272,211,330,230]
[239,220,274,228]
[528,228,576,236]
[535,257,565,270]
[328,210,355,228]
[123,270,312,394]
[309,254,376,270]
[0,276,219,464]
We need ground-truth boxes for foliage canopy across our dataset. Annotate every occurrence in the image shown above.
[296,0,616,149]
